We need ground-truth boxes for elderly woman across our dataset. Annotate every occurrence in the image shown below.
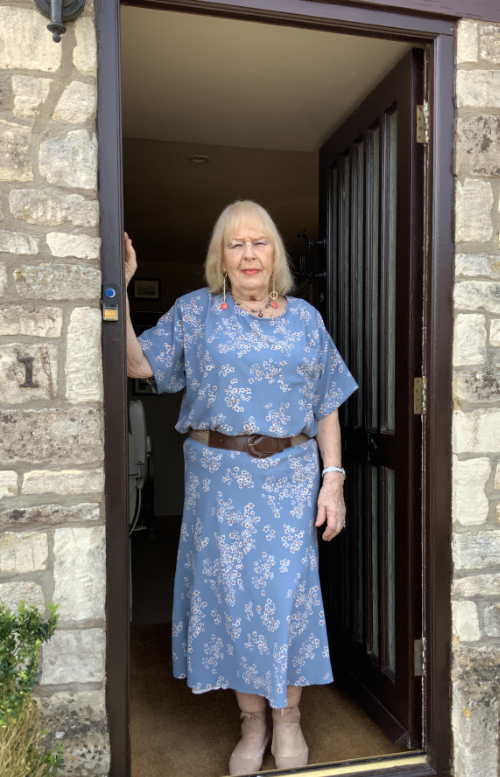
[125,200,357,775]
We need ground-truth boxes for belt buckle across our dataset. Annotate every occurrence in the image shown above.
[245,434,276,459]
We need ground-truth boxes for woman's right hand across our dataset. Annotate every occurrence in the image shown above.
[124,232,137,287]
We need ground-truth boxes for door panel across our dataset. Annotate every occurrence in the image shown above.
[319,49,424,748]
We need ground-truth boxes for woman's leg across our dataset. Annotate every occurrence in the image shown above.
[235,691,267,712]
[271,686,308,769]
[229,692,269,776]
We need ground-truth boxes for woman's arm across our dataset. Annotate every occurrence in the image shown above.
[315,409,346,541]
[124,233,153,379]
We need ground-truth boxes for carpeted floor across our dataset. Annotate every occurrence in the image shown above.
[130,521,405,777]
[130,624,404,777]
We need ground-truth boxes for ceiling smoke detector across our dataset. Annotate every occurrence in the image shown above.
[187,155,211,164]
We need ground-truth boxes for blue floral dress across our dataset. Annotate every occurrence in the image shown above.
[138,288,357,708]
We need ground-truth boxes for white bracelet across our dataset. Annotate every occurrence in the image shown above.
[322,465,345,479]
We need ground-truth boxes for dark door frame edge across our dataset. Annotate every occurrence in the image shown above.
[97,1,454,775]
[96,1,130,775]
[122,0,454,40]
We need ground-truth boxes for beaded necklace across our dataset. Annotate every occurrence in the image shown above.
[233,295,274,318]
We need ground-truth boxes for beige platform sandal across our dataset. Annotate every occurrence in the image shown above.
[229,710,270,776]
[271,706,309,770]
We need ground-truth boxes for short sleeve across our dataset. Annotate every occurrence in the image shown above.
[137,301,186,394]
[313,315,358,419]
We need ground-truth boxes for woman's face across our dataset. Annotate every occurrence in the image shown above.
[222,220,274,298]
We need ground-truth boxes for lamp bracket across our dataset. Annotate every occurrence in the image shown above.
[34,0,86,43]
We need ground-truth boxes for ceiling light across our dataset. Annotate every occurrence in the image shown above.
[188,155,211,164]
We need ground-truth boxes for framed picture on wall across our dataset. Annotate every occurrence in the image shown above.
[132,278,161,300]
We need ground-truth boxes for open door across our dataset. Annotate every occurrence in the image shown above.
[319,49,425,749]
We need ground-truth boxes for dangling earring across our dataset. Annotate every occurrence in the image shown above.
[270,275,278,309]
[221,271,229,310]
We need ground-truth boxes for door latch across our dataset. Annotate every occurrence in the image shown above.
[367,433,378,463]
[414,377,427,414]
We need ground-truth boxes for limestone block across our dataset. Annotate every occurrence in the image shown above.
[480,24,500,64]
[454,410,500,453]
[9,188,98,228]
[0,343,58,403]
[0,228,38,256]
[457,20,479,63]
[454,282,500,314]
[484,603,500,636]
[495,463,500,489]
[0,264,6,296]
[0,531,48,575]
[53,527,105,620]
[453,314,486,366]
[14,263,101,301]
[66,308,102,404]
[453,530,500,569]
[39,690,110,776]
[46,232,100,260]
[0,120,33,182]
[0,502,100,528]
[0,581,44,613]
[490,320,500,346]
[453,456,490,525]
[0,8,61,72]
[41,628,105,685]
[452,684,499,777]
[53,81,96,124]
[457,70,500,108]
[12,75,51,119]
[456,253,500,279]
[22,469,104,496]
[39,130,97,190]
[0,408,102,466]
[453,350,500,403]
[455,180,493,243]
[74,17,97,77]
[0,306,62,338]
[456,116,500,177]
[452,601,480,642]
[0,472,17,500]
[453,573,500,597]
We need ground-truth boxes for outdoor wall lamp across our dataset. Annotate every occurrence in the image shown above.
[34,0,86,42]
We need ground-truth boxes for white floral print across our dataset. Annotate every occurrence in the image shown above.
[138,288,357,708]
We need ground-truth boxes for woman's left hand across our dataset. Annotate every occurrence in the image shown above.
[315,474,346,541]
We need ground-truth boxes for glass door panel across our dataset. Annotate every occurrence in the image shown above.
[319,49,424,746]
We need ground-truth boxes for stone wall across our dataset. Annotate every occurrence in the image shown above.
[452,19,500,777]
[1,4,500,777]
[0,1,108,774]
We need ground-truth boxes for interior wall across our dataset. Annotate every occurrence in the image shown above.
[125,138,319,514]
[123,137,319,273]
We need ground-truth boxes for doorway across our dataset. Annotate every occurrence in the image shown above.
[98,1,454,775]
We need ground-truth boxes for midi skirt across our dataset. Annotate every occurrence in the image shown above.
[172,436,334,708]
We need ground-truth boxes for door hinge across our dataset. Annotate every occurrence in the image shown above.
[414,376,427,414]
[414,638,426,677]
[416,102,429,144]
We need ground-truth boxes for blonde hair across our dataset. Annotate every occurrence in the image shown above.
[205,200,294,296]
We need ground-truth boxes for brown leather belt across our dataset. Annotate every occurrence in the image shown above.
[188,429,310,459]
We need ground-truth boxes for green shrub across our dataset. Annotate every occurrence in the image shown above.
[0,601,63,777]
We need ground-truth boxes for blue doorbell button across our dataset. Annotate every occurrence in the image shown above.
[102,283,119,321]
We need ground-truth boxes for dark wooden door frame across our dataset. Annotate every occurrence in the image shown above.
[97,0,455,775]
